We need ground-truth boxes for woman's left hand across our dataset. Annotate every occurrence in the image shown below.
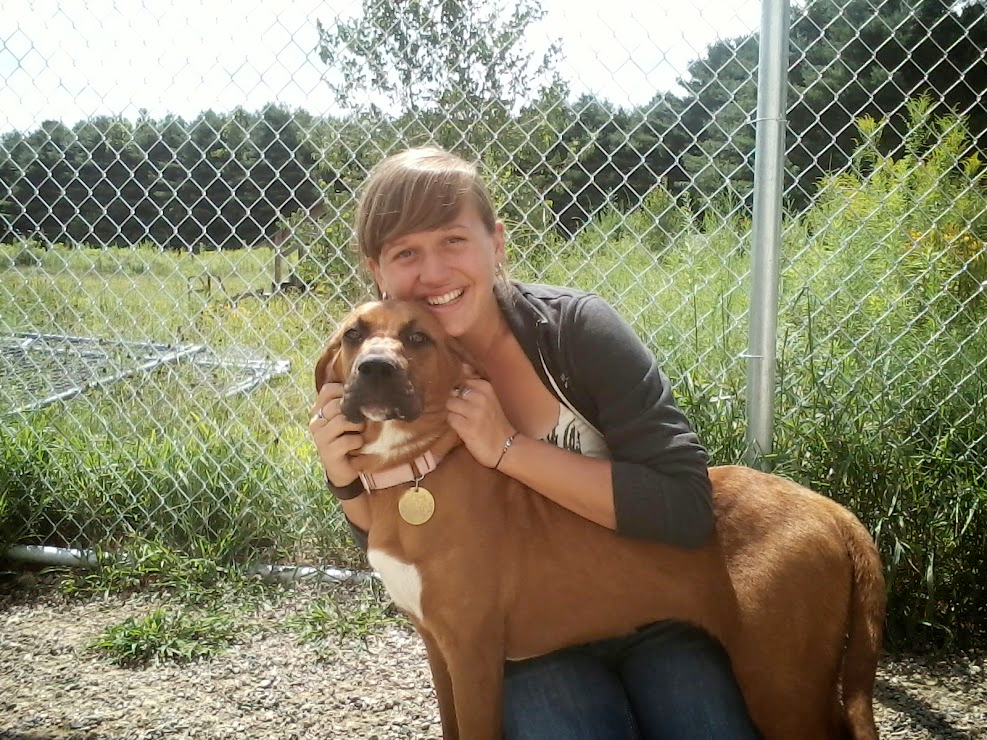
[446,379,517,469]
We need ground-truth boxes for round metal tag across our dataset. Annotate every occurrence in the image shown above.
[398,486,435,526]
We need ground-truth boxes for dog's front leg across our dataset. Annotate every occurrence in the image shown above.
[418,626,459,739]
[433,618,506,740]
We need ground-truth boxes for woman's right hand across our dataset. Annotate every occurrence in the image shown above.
[309,382,365,487]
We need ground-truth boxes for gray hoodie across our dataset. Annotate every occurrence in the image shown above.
[497,281,713,547]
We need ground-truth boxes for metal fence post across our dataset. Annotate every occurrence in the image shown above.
[745,0,791,468]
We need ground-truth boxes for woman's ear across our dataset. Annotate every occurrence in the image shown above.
[492,221,506,264]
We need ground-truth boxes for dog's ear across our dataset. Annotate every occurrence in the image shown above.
[446,337,484,382]
[314,329,345,392]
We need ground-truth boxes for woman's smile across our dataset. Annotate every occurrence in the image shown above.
[425,288,465,308]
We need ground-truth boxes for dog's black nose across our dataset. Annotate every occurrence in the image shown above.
[356,355,398,379]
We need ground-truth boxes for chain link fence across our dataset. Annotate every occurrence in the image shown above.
[2,0,986,639]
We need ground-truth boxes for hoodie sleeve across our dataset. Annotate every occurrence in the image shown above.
[565,294,714,547]
[346,516,369,552]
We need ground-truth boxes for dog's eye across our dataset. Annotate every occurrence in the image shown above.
[407,331,430,346]
[343,328,362,344]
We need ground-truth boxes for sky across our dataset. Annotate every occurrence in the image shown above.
[0,0,761,134]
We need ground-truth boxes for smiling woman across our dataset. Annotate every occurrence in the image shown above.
[307,146,762,739]
[368,203,506,345]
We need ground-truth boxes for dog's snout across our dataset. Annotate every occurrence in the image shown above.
[356,355,398,379]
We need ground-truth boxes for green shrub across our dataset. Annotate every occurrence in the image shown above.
[285,586,402,658]
[90,607,238,666]
[0,413,291,561]
[760,98,987,647]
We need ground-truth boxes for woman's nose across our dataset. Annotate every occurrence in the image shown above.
[418,252,451,284]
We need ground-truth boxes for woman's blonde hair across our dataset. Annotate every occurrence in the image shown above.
[355,147,498,263]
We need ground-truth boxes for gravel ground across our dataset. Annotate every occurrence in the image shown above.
[0,582,984,740]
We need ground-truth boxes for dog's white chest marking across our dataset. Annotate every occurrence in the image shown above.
[361,421,413,459]
[367,549,424,622]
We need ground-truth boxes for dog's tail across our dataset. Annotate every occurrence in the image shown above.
[838,513,886,740]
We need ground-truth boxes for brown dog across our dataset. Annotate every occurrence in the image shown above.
[315,299,886,740]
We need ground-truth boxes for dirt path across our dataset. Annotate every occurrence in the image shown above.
[1,589,984,739]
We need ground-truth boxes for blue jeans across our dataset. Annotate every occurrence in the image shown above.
[503,621,762,740]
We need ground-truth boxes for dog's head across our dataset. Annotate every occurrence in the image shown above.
[315,300,468,465]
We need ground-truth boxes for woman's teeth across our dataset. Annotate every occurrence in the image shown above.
[427,289,464,306]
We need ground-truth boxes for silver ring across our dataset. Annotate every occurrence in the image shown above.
[316,409,325,420]
[460,387,471,399]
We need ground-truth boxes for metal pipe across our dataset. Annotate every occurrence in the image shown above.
[6,544,105,568]
[5,544,371,585]
[246,562,372,585]
[746,0,791,468]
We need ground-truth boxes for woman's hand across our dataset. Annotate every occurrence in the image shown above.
[309,383,365,487]
[446,378,517,469]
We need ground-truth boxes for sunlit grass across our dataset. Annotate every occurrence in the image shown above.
[90,607,239,667]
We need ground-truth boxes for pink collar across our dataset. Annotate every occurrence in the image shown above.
[358,450,440,491]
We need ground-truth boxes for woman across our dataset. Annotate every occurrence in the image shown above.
[309,146,761,739]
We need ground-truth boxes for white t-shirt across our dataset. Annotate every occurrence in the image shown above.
[542,403,610,460]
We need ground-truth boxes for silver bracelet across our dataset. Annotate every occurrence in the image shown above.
[495,432,519,470]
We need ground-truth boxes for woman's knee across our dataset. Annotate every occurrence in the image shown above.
[620,622,762,739]
[503,648,637,740]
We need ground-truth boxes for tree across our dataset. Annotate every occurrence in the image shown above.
[0,108,329,249]
[316,0,560,117]
[676,34,760,213]
[541,94,693,234]
[785,0,921,207]
[313,0,570,247]
[669,0,987,212]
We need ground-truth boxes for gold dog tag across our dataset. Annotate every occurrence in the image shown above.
[398,486,435,525]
